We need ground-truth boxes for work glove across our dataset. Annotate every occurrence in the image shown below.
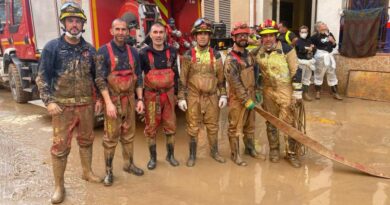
[255,91,263,104]
[292,90,303,100]
[244,99,256,110]
[178,99,187,111]
[218,95,228,108]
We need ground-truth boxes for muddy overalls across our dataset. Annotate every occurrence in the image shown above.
[255,41,302,167]
[178,47,226,166]
[225,50,261,166]
[144,49,179,169]
[102,43,144,185]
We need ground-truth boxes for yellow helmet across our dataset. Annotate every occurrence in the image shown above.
[59,2,87,22]
[258,19,278,35]
[191,18,213,35]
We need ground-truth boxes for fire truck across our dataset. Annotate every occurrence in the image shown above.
[0,0,201,104]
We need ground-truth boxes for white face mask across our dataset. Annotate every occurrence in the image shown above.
[300,33,308,39]
[65,31,82,40]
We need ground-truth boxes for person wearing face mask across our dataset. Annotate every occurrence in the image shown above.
[36,2,102,203]
[296,25,316,101]
[310,21,342,100]
[224,22,265,166]
[139,22,180,170]
[178,18,227,167]
[254,19,304,168]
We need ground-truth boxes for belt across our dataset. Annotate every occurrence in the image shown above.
[55,96,92,104]
[144,86,173,94]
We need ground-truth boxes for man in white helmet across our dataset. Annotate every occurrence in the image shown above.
[36,2,101,204]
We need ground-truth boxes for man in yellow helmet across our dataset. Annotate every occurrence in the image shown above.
[224,22,265,166]
[178,18,227,167]
[254,19,303,168]
[36,2,101,203]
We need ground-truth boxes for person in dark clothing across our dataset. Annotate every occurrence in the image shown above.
[95,18,145,186]
[310,21,342,100]
[296,25,316,101]
[278,21,298,47]
[139,22,180,170]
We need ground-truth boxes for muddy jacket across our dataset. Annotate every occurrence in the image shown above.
[178,47,226,100]
[139,45,179,94]
[95,40,143,95]
[36,35,96,106]
[224,49,260,104]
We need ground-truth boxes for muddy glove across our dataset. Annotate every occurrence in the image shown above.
[218,95,227,108]
[292,82,303,102]
[178,99,187,111]
[244,99,256,110]
[255,91,263,104]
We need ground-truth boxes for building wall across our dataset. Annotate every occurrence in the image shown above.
[316,0,343,48]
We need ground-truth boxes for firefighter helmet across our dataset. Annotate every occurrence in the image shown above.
[231,22,250,36]
[258,19,278,35]
[191,18,213,35]
[59,2,87,22]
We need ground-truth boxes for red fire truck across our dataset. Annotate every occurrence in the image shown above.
[0,0,200,103]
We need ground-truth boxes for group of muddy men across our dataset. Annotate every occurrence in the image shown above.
[36,3,342,204]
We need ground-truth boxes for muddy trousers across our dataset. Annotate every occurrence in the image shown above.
[103,98,143,186]
[185,93,225,166]
[50,104,100,203]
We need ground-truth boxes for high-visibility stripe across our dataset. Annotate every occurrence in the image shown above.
[155,0,168,19]
[91,0,100,48]
[13,41,26,45]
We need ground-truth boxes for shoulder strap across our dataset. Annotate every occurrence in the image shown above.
[230,51,242,64]
[126,45,135,72]
[286,30,292,45]
[106,43,116,71]
[147,51,155,69]
[191,48,196,63]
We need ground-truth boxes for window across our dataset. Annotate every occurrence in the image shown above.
[12,0,22,25]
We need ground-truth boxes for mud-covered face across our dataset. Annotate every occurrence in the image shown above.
[195,32,210,48]
[261,33,277,51]
[64,17,83,36]
[150,24,166,47]
[110,21,129,45]
[233,33,249,48]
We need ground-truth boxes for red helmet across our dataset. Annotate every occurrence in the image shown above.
[258,19,278,35]
[231,22,250,36]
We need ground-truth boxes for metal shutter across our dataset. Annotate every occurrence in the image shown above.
[219,0,231,36]
[204,0,215,21]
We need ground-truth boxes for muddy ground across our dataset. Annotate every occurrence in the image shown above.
[0,88,389,205]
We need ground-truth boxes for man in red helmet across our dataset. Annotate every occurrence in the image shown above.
[178,18,227,167]
[255,19,304,168]
[224,22,264,166]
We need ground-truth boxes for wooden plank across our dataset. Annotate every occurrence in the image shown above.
[347,70,390,102]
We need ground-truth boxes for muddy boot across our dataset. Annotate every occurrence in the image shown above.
[266,122,280,163]
[331,85,343,100]
[302,85,313,101]
[103,148,114,186]
[243,135,266,160]
[208,134,225,163]
[285,138,302,168]
[229,138,247,166]
[147,138,157,170]
[286,153,302,168]
[79,146,102,183]
[165,135,180,167]
[122,143,144,176]
[186,136,197,167]
[51,155,67,204]
[315,85,321,100]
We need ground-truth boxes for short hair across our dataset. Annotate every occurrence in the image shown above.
[279,21,289,28]
[150,21,166,31]
[111,18,128,28]
[314,21,326,32]
[299,25,309,32]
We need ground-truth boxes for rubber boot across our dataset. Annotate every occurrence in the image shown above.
[315,85,321,100]
[266,122,280,163]
[51,155,67,204]
[302,85,313,101]
[331,85,343,100]
[285,137,302,168]
[165,135,180,167]
[186,136,197,167]
[122,143,144,176]
[79,146,102,183]
[243,135,266,160]
[147,138,157,170]
[229,138,247,166]
[208,134,225,163]
[103,148,114,186]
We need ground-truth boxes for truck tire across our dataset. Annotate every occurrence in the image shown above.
[8,63,32,103]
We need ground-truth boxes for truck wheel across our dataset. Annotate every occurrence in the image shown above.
[8,63,32,103]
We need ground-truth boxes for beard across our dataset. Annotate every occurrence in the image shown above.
[235,40,248,48]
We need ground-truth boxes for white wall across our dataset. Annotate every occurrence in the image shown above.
[316,0,343,48]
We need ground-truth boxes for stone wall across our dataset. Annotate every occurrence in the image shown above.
[335,53,390,94]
